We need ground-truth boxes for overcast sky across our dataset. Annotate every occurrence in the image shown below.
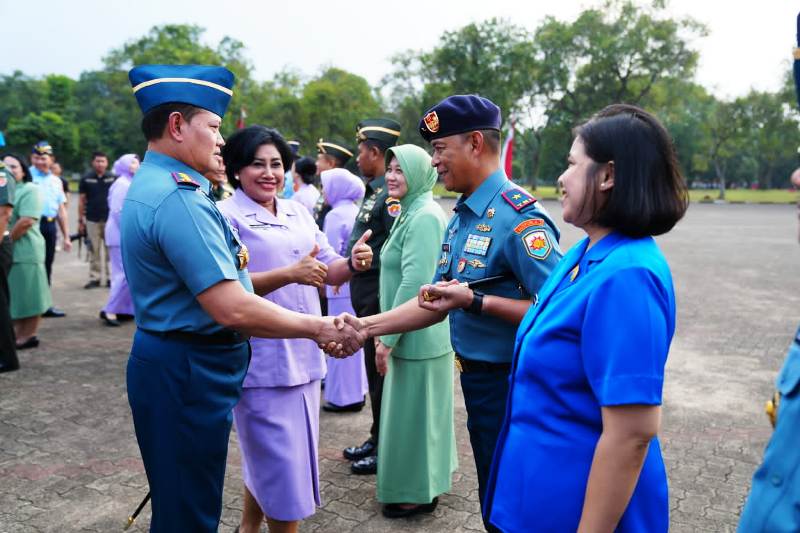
[1,0,796,100]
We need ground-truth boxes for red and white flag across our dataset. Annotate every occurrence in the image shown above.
[501,122,514,179]
[236,107,247,129]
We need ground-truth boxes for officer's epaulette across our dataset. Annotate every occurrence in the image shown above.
[171,171,200,188]
[501,188,536,211]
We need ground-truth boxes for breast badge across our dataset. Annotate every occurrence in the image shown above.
[457,258,467,273]
[475,224,492,232]
[522,230,552,260]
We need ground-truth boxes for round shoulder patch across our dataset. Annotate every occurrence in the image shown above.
[521,229,552,260]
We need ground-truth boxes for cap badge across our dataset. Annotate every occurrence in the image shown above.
[423,111,440,133]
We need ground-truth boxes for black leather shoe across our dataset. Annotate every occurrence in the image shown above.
[99,311,121,327]
[84,280,101,289]
[343,439,376,461]
[351,454,377,475]
[16,336,39,350]
[0,363,20,373]
[382,497,438,518]
[42,307,66,318]
[322,400,364,413]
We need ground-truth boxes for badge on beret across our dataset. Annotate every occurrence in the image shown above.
[423,111,440,133]
[464,234,491,256]
[457,258,466,273]
[513,218,545,234]
[522,230,552,261]
[0,177,6,187]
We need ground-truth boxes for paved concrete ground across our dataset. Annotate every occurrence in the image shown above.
[1,199,799,532]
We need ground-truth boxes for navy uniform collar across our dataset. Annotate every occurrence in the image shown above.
[458,168,506,216]
[143,150,212,194]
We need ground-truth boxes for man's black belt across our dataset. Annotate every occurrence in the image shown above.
[139,328,246,345]
[455,354,511,374]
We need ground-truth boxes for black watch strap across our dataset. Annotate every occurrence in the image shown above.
[465,290,484,315]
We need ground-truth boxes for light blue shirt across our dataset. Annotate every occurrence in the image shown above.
[433,169,561,363]
[29,167,65,218]
[486,232,675,532]
[121,150,253,334]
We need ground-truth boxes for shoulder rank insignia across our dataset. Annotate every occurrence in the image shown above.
[487,207,495,218]
[464,234,491,256]
[171,171,200,188]
[475,223,492,232]
[521,229,552,261]
[501,188,536,211]
[513,218,545,234]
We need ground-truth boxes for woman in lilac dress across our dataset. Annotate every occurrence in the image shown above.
[100,154,138,326]
[320,168,369,412]
[219,126,372,533]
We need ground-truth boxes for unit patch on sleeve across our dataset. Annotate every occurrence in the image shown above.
[521,230,552,260]
[513,218,545,234]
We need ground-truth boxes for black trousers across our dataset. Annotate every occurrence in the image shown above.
[0,236,18,368]
[350,273,383,445]
[39,218,56,285]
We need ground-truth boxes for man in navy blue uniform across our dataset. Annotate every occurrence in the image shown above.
[343,95,562,527]
[122,64,364,532]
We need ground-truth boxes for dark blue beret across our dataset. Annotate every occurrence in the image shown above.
[418,95,501,142]
[128,64,235,118]
[32,140,53,155]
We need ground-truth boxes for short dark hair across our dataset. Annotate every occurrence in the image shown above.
[461,129,501,154]
[575,104,688,237]
[1,153,33,183]
[222,125,293,189]
[294,157,317,185]
[359,138,392,155]
[140,103,203,141]
[91,151,108,161]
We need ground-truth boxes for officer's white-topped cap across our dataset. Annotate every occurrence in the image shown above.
[128,64,235,118]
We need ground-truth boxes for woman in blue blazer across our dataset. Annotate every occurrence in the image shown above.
[485,104,688,532]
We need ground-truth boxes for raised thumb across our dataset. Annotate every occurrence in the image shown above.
[308,243,320,258]
[357,229,373,245]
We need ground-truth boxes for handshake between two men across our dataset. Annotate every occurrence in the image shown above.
[321,279,475,361]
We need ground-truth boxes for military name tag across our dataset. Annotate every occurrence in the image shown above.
[464,234,491,256]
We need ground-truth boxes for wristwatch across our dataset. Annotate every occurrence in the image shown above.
[465,290,484,315]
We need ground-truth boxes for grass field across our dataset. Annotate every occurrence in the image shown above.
[432,183,799,204]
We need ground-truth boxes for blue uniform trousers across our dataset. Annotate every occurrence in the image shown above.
[739,329,800,533]
[127,329,250,532]
[460,368,509,533]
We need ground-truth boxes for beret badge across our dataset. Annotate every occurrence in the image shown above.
[423,111,440,133]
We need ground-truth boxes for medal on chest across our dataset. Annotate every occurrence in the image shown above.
[463,234,492,256]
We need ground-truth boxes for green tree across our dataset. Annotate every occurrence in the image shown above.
[5,111,80,167]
